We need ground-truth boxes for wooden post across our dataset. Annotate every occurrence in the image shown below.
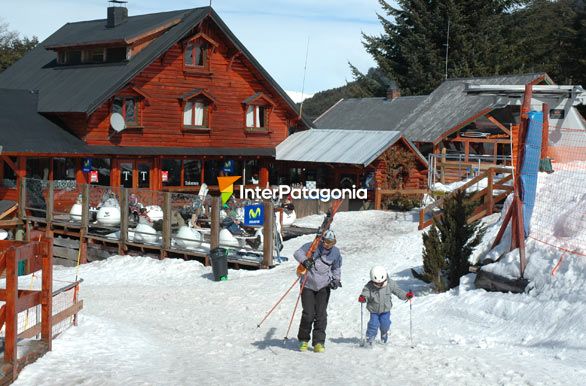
[119,188,128,255]
[259,165,269,188]
[18,177,26,220]
[418,208,425,230]
[80,184,89,264]
[209,197,220,266]
[4,248,17,366]
[41,238,53,351]
[46,180,54,226]
[262,200,274,268]
[464,142,470,163]
[541,103,549,159]
[162,192,172,253]
[486,168,494,215]
[374,187,382,210]
[441,148,447,184]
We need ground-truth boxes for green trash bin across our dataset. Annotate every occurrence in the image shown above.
[210,247,228,281]
[18,260,26,276]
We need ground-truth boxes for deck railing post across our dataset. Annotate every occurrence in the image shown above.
[162,192,172,253]
[262,200,274,268]
[119,188,128,255]
[210,196,220,267]
[19,177,26,220]
[46,180,54,227]
[486,168,494,215]
[4,248,17,367]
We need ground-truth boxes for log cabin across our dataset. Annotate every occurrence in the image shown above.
[0,4,310,204]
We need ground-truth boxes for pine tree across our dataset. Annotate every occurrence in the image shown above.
[359,0,524,95]
[421,190,486,291]
[0,22,38,72]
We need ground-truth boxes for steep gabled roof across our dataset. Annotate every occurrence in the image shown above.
[313,96,426,131]
[398,73,551,144]
[0,7,307,127]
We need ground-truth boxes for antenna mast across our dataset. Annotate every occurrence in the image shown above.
[299,36,310,118]
[444,16,450,80]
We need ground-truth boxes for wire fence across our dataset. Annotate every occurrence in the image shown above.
[529,124,586,261]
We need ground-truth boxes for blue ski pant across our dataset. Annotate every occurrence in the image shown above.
[366,311,391,339]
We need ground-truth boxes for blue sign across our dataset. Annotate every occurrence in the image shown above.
[223,160,235,174]
[82,158,92,173]
[244,204,264,226]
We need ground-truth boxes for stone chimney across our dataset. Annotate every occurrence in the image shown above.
[387,81,401,100]
[107,2,128,28]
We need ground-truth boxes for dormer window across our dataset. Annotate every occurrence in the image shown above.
[85,48,105,64]
[242,93,275,132]
[183,33,218,74]
[184,41,207,67]
[184,100,209,127]
[112,97,139,126]
[246,105,267,128]
[179,88,216,132]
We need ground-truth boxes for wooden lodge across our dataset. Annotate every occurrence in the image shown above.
[0,5,309,204]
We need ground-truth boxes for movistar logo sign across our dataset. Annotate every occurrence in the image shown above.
[248,207,261,218]
[218,176,241,205]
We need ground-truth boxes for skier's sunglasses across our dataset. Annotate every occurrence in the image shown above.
[322,239,336,249]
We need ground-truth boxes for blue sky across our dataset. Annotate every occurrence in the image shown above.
[1,0,386,97]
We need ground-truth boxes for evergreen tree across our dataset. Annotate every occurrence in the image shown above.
[421,190,486,291]
[359,0,525,95]
[0,22,38,72]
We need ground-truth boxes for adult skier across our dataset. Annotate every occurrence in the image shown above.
[294,230,342,353]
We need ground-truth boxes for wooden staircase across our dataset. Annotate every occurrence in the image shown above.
[418,167,513,230]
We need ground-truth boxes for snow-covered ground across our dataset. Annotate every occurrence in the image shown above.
[11,174,586,385]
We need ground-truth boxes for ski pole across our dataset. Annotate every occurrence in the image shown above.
[256,276,300,328]
[409,297,413,348]
[360,302,365,346]
[284,273,308,340]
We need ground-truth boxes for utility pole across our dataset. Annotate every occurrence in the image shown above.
[444,17,450,80]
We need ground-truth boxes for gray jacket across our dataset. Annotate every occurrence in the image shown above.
[360,279,407,314]
[294,242,342,291]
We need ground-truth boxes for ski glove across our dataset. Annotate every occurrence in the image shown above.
[301,259,314,270]
[329,279,342,290]
[358,295,366,303]
[406,291,414,300]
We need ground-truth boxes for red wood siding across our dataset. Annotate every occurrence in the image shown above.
[82,20,293,150]
[373,142,428,190]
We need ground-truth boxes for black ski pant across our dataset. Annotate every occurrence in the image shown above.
[297,286,331,346]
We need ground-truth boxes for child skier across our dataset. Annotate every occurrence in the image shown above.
[358,266,413,346]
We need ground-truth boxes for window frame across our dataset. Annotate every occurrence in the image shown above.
[182,33,218,75]
[182,99,211,130]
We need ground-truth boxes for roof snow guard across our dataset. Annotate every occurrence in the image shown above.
[276,129,426,167]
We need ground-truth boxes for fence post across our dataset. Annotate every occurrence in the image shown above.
[486,168,494,215]
[262,200,274,268]
[119,188,128,255]
[4,248,17,367]
[41,237,53,351]
[162,192,172,253]
[375,187,382,210]
[418,208,425,230]
[209,196,220,266]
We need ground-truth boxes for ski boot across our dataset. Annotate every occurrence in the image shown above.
[299,341,309,352]
[381,333,388,344]
[313,343,325,353]
[366,336,375,348]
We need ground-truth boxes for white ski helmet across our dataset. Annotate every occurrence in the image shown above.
[370,266,388,284]
[323,229,336,241]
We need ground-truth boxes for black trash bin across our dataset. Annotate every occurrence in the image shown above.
[210,247,228,281]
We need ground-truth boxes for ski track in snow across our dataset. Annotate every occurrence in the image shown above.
[11,208,586,386]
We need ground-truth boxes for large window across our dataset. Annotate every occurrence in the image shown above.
[112,97,139,126]
[53,158,76,181]
[26,158,50,181]
[92,159,111,186]
[162,159,182,187]
[184,160,202,186]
